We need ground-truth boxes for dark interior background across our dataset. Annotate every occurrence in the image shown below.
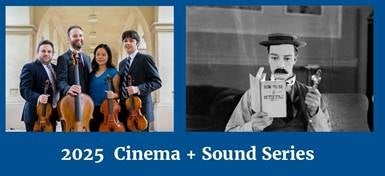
[187,6,373,94]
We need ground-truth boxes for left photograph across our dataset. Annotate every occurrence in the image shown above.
[6,6,174,132]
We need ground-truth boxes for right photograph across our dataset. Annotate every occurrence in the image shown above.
[186,6,373,132]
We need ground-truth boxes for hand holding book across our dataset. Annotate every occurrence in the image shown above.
[250,112,273,131]
[249,67,287,118]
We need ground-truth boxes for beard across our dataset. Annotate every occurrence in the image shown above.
[71,40,83,50]
[39,56,52,65]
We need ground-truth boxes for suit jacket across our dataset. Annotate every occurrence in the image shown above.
[56,49,91,96]
[119,52,162,122]
[19,59,57,124]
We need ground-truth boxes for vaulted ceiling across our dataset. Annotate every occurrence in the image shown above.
[34,6,155,60]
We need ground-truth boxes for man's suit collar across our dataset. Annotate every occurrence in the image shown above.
[34,58,41,64]
[34,59,50,80]
[34,59,44,70]
[66,48,85,57]
[126,50,140,72]
[69,47,83,53]
[35,58,52,66]
[127,49,139,60]
[66,49,89,67]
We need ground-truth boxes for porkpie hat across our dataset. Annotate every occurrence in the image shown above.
[259,33,307,48]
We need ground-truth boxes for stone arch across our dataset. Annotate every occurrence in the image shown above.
[35,7,67,47]
[119,7,154,57]
[35,7,155,65]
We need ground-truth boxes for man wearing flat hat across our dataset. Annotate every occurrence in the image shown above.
[225,33,331,132]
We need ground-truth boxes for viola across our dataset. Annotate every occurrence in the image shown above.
[99,75,125,132]
[33,80,54,132]
[125,75,148,131]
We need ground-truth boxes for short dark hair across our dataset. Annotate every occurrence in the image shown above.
[36,40,54,53]
[91,44,115,74]
[67,25,83,37]
[121,30,140,44]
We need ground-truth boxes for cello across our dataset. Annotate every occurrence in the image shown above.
[99,75,125,132]
[33,80,54,132]
[125,75,148,131]
[59,50,94,132]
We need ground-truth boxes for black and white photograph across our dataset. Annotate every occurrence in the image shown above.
[186,6,373,132]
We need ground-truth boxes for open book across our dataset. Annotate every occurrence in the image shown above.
[249,73,286,118]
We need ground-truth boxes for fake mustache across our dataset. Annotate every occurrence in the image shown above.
[274,68,288,74]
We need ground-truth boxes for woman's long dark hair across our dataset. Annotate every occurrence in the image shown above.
[91,44,115,74]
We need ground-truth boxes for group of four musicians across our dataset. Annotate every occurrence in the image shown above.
[19,25,162,132]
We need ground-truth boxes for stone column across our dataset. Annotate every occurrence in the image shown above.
[6,6,36,131]
[151,7,174,131]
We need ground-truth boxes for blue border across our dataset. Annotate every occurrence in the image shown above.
[2,0,384,176]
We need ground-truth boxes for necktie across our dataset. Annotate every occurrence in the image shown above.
[77,53,84,68]
[47,64,56,80]
[284,92,294,123]
[47,64,58,108]
[121,57,131,99]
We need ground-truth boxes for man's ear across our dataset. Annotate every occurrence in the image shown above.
[294,56,297,64]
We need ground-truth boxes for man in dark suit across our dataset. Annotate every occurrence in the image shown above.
[20,40,60,132]
[57,25,91,97]
[119,30,162,132]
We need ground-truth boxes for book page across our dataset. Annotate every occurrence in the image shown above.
[261,81,286,118]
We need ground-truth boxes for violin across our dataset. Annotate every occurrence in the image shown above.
[125,75,148,131]
[59,50,94,132]
[99,75,125,132]
[33,80,54,132]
